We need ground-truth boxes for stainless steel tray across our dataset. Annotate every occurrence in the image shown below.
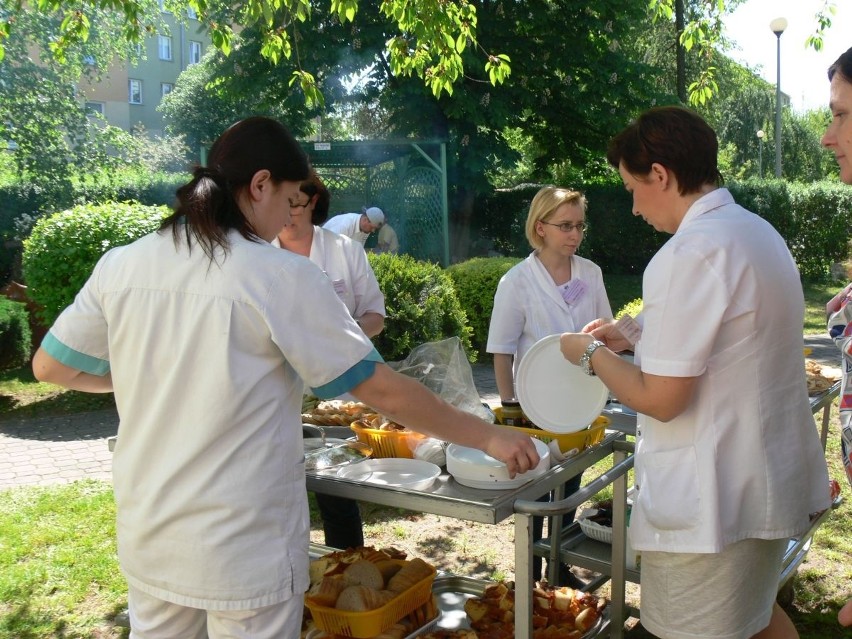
[426,574,607,637]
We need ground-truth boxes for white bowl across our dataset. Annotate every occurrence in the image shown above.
[446,438,550,490]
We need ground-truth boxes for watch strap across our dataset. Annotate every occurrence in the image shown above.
[580,339,606,376]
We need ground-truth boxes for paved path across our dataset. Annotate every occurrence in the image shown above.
[0,334,836,490]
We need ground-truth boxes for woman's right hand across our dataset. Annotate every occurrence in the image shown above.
[483,428,540,478]
[582,318,633,353]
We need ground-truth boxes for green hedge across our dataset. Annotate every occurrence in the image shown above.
[22,202,171,326]
[368,253,474,362]
[0,297,31,370]
[477,180,852,280]
[445,256,521,354]
[1,172,185,285]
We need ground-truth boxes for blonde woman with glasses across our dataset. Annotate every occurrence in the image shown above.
[486,185,612,585]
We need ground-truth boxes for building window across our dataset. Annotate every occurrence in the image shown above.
[158,35,173,61]
[161,83,174,96]
[85,102,105,115]
[187,6,197,19]
[129,79,143,104]
[189,41,202,65]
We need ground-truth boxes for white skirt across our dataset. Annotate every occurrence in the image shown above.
[639,537,787,639]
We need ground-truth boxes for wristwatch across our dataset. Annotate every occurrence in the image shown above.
[579,339,606,376]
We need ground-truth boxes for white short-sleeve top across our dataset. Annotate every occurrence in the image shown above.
[486,252,612,380]
[309,226,385,319]
[322,212,368,245]
[41,230,378,610]
[630,188,830,553]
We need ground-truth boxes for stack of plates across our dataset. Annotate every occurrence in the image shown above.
[446,438,550,490]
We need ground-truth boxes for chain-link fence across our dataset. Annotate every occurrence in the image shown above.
[309,141,447,265]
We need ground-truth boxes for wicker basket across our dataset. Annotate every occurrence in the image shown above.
[577,512,613,544]
[349,421,428,459]
[493,408,609,453]
[305,561,437,638]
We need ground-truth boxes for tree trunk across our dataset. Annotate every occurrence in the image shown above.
[675,0,687,103]
[450,187,476,263]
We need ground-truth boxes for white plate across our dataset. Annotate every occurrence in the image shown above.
[516,334,609,433]
[336,458,441,491]
[446,438,550,490]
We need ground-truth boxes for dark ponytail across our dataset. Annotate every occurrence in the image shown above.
[163,117,310,261]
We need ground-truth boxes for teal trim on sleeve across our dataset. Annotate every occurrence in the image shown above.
[311,347,384,399]
[41,331,111,376]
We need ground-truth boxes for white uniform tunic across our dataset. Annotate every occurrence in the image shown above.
[309,226,385,319]
[40,230,379,610]
[630,188,830,553]
[486,252,612,378]
[323,212,368,245]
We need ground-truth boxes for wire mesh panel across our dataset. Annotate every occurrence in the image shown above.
[319,171,367,217]
[400,166,443,263]
[308,141,447,264]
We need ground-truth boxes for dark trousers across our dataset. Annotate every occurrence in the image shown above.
[532,472,583,583]
[315,492,364,549]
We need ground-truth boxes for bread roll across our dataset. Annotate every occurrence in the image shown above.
[342,559,385,590]
[305,574,348,607]
[335,584,395,611]
[375,559,403,583]
[386,557,434,593]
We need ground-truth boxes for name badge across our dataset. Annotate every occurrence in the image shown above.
[615,314,643,346]
[560,279,587,305]
[331,279,347,298]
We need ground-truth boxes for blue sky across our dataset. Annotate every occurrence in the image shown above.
[722,0,849,112]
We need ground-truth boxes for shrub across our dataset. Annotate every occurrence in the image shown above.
[368,253,475,362]
[22,202,171,325]
[446,256,522,354]
[1,171,185,285]
[615,298,643,319]
[0,297,31,370]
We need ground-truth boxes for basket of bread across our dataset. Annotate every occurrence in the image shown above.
[350,415,428,459]
[304,546,438,638]
[420,580,606,639]
[303,400,377,426]
[494,407,609,455]
[805,359,842,396]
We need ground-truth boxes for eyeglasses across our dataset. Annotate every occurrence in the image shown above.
[541,221,587,233]
[289,199,311,210]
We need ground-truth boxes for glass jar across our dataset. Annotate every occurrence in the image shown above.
[500,400,526,426]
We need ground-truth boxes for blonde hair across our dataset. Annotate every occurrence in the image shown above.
[524,186,588,250]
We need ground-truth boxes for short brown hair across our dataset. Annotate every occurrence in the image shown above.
[828,47,852,84]
[606,106,722,195]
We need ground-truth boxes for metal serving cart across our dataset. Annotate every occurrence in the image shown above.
[306,382,840,638]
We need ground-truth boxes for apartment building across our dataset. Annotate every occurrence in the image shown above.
[78,7,211,136]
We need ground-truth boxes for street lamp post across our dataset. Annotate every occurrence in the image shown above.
[757,129,765,178]
[770,17,787,178]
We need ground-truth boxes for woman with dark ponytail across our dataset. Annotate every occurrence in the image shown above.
[32,117,540,637]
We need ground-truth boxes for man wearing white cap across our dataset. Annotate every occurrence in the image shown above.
[323,206,385,245]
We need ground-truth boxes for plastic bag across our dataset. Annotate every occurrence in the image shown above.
[388,337,494,422]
